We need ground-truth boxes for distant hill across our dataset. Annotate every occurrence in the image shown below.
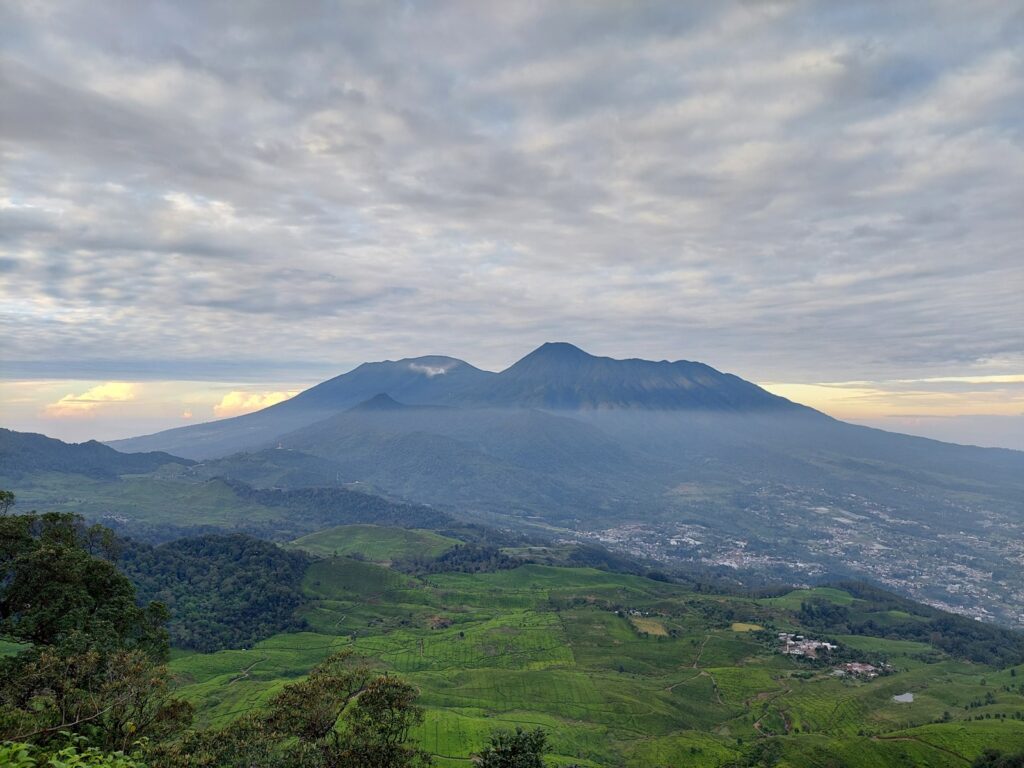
[0,427,190,479]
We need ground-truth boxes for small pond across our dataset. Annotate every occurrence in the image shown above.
[892,692,914,703]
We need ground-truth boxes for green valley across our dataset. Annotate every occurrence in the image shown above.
[164,526,1024,767]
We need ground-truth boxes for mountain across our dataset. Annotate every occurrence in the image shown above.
[109,355,491,459]
[467,341,806,411]
[349,392,413,411]
[109,343,808,459]
[0,428,191,479]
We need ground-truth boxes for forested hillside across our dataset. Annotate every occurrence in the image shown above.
[121,535,312,651]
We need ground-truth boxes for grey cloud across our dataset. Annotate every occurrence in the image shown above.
[0,0,1021,387]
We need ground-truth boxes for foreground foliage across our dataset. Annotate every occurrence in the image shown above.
[974,749,1024,767]
[0,737,147,767]
[0,512,189,753]
[474,727,549,768]
[150,650,430,768]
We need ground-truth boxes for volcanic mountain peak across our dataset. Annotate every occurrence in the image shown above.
[109,343,805,457]
[352,354,476,376]
[516,341,594,362]
[479,342,797,411]
[348,393,408,412]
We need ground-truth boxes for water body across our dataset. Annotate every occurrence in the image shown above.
[892,692,914,703]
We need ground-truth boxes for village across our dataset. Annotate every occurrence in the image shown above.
[778,632,838,658]
[777,633,889,679]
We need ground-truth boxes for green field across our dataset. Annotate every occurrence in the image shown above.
[289,524,459,562]
[763,586,856,611]
[0,639,28,656]
[169,526,1024,767]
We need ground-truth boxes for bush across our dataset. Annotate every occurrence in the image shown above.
[475,727,548,768]
[0,738,147,768]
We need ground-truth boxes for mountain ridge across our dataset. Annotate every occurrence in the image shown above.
[109,342,814,458]
[0,427,191,479]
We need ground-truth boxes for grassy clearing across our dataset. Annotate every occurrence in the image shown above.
[761,586,855,610]
[730,622,763,632]
[290,524,459,562]
[630,616,668,636]
[0,639,28,656]
[303,556,412,599]
[170,632,349,726]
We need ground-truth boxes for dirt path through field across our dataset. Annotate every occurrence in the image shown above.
[227,656,268,685]
[665,671,704,692]
[693,634,710,668]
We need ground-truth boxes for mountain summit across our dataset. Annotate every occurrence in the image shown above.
[514,341,595,365]
[473,342,801,411]
[348,393,410,412]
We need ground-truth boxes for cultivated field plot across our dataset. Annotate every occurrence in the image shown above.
[171,632,351,726]
[290,524,458,562]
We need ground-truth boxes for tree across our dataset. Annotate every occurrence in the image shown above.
[0,512,167,655]
[0,489,14,515]
[474,727,549,768]
[151,651,430,768]
[0,512,190,753]
[344,677,430,768]
[973,749,1024,768]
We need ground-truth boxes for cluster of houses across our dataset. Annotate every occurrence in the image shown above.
[777,633,893,679]
[777,632,838,658]
[833,662,881,678]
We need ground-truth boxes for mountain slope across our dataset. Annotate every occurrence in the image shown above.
[262,398,663,517]
[109,343,811,459]
[0,428,191,479]
[109,355,491,459]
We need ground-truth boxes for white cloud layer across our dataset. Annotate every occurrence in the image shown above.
[43,381,136,417]
[213,390,298,418]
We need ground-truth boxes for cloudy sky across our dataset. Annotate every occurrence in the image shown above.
[2,1,1022,447]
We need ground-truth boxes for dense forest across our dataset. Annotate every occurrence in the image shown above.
[120,535,312,652]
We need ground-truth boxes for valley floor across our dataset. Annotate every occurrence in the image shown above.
[169,558,1024,767]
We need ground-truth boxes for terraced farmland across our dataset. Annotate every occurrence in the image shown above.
[171,528,1024,767]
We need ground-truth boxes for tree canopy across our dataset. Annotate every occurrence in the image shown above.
[0,511,189,753]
